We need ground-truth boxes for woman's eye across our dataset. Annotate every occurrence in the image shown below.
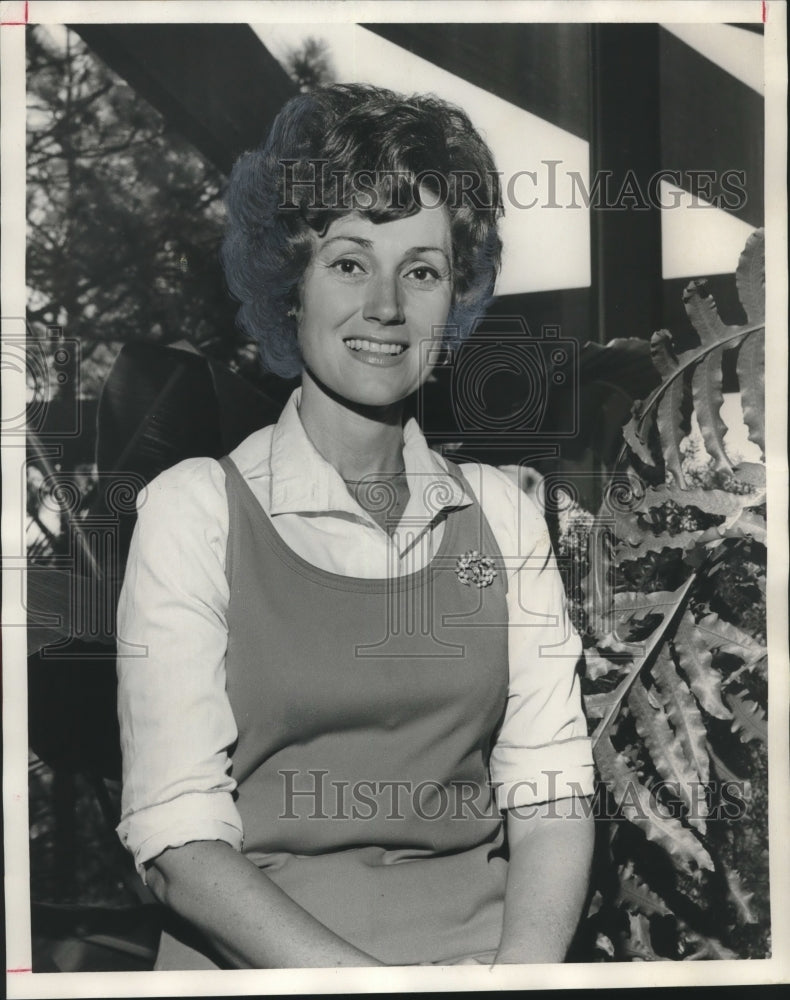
[331,258,365,276]
[406,265,441,284]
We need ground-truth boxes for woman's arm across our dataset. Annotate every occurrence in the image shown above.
[494,797,594,964]
[148,840,385,968]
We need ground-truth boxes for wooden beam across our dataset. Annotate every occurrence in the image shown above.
[660,28,763,227]
[590,24,664,343]
[361,23,591,140]
[71,23,298,175]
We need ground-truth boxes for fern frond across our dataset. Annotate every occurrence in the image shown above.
[628,679,708,832]
[595,736,714,874]
[617,530,714,561]
[726,689,767,744]
[622,912,662,961]
[736,333,765,460]
[682,928,738,960]
[592,577,697,746]
[696,613,767,665]
[616,862,672,918]
[691,346,733,473]
[721,507,766,545]
[673,612,732,720]
[735,229,765,327]
[726,869,759,925]
[616,322,764,477]
[650,330,688,487]
[630,484,755,518]
[622,406,658,467]
[652,650,710,787]
[722,654,767,690]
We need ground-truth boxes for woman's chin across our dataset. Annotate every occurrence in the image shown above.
[304,366,421,414]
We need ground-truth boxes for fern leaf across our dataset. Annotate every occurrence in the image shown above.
[595,735,715,874]
[630,484,751,519]
[611,587,687,634]
[726,869,759,925]
[606,588,693,657]
[682,929,738,960]
[721,507,766,545]
[619,321,763,478]
[617,529,708,561]
[735,229,765,326]
[736,333,765,459]
[673,612,732,720]
[682,279,733,347]
[592,578,697,745]
[622,409,658,467]
[584,691,621,719]
[691,346,732,473]
[595,932,615,958]
[623,912,662,961]
[726,689,767,744]
[696,613,766,665]
[650,330,688,488]
[596,633,639,658]
[610,508,643,548]
[728,461,766,489]
[652,650,710,786]
[732,227,767,461]
[628,679,708,832]
[584,649,628,682]
[723,653,767,690]
[616,862,672,918]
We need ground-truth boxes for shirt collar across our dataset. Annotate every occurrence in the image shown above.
[264,387,471,522]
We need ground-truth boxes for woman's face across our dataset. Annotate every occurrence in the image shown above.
[296,198,453,409]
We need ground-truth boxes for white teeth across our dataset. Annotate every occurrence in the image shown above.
[345,339,405,355]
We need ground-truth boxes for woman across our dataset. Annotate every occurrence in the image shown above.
[116,83,595,969]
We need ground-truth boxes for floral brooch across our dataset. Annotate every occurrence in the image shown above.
[455,550,497,588]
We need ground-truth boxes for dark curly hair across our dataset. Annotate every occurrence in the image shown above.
[221,84,504,377]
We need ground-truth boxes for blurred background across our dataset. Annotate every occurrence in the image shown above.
[23,19,766,970]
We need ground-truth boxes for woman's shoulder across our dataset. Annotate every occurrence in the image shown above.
[454,460,543,515]
[137,456,227,518]
[455,459,550,554]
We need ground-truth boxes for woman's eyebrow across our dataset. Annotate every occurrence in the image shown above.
[320,235,373,250]
[406,246,450,258]
[320,236,449,258]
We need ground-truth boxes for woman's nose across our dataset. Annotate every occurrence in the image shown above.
[363,273,405,326]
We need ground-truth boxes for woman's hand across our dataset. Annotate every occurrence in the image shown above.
[147,840,385,968]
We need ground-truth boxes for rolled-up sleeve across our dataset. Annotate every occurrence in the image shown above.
[116,457,243,880]
[470,465,595,810]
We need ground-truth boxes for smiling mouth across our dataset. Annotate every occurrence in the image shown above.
[343,338,407,355]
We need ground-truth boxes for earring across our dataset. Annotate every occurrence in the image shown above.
[286,307,297,319]
[436,343,455,366]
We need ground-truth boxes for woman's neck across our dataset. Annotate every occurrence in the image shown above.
[297,369,406,481]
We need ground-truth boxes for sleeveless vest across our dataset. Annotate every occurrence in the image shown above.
[156,456,510,968]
